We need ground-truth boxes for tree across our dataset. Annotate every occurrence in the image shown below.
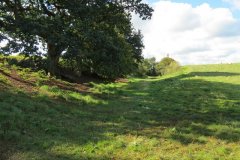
[62,13,145,78]
[156,57,180,76]
[0,0,153,77]
[135,57,157,76]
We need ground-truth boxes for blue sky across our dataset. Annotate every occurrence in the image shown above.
[148,0,229,7]
[148,0,227,7]
[148,0,240,18]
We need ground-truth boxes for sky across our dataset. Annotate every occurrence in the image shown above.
[132,0,240,65]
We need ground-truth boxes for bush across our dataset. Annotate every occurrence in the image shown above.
[156,57,180,76]
[135,57,157,77]
[2,55,48,72]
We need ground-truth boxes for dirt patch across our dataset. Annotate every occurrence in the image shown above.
[0,141,14,160]
[115,78,129,83]
[44,79,91,94]
[0,68,93,94]
[0,69,36,93]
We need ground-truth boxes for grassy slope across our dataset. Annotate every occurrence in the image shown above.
[0,61,240,160]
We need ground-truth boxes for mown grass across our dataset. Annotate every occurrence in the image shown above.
[0,61,240,160]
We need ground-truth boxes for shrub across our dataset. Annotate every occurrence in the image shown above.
[3,55,48,72]
[135,57,157,77]
[156,57,180,76]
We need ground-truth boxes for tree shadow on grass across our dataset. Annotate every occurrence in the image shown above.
[102,72,240,144]
[1,71,240,159]
[0,69,35,86]
[0,89,111,159]
[127,73,240,144]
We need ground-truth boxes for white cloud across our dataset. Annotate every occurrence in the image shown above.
[223,0,240,9]
[132,1,240,65]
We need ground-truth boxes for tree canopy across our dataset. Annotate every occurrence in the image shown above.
[0,0,153,78]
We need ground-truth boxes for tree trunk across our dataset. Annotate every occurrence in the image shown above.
[47,43,60,77]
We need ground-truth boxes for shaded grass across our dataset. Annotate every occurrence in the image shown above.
[0,63,240,159]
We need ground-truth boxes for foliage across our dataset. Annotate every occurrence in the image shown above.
[62,30,145,78]
[0,0,153,78]
[1,62,240,159]
[4,55,47,71]
[135,57,180,77]
[156,57,181,76]
[135,57,157,77]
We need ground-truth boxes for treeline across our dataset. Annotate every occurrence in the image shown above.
[0,54,180,79]
[135,57,181,77]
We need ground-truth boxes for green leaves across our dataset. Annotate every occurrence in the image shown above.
[0,0,153,78]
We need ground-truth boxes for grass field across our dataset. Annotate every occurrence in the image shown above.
[0,61,240,160]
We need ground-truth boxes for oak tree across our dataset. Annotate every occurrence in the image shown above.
[0,0,153,77]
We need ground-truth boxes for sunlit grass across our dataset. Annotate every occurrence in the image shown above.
[39,85,107,105]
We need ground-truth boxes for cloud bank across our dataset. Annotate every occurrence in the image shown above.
[132,1,240,65]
